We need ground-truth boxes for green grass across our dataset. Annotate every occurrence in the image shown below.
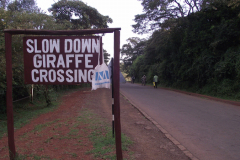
[0,84,94,138]
[1,87,134,159]
[15,154,51,160]
[78,108,133,160]
[87,129,133,160]
[0,87,85,139]
[65,152,78,158]
[68,129,79,136]
[15,108,133,159]
[32,119,60,133]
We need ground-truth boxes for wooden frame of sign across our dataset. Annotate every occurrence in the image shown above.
[4,28,122,160]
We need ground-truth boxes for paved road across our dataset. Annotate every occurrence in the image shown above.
[120,83,240,160]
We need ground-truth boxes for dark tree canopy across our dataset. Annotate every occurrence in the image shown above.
[123,1,240,99]
[121,37,146,74]
[7,0,38,13]
[0,0,10,9]
[132,0,231,34]
[49,0,113,30]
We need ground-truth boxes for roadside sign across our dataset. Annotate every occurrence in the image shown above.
[5,28,122,160]
[23,36,101,84]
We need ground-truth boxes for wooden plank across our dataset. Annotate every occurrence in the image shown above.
[5,32,16,160]
[113,30,123,160]
[4,28,121,35]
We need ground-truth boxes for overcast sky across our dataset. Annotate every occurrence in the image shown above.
[36,0,148,58]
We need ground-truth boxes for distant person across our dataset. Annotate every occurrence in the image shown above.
[131,76,135,84]
[153,74,158,88]
[141,75,146,86]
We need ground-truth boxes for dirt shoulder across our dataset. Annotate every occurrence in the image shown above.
[0,87,190,160]
[90,88,190,160]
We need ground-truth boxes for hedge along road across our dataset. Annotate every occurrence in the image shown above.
[120,82,240,160]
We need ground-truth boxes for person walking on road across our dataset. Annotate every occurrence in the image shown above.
[131,76,135,84]
[153,74,158,88]
[141,75,146,86]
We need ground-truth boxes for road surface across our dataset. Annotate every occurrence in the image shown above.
[120,82,240,160]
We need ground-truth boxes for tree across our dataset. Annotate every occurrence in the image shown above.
[103,49,110,64]
[7,0,38,13]
[0,0,10,9]
[121,37,146,60]
[132,0,229,34]
[121,37,146,75]
[6,11,71,30]
[228,0,240,7]
[129,1,240,98]
[0,0,73,109]
[49,0,112,30]
[228,0,240,17]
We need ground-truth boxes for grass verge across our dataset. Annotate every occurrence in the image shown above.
[0,88,77,139]
[78,108,133,160]
[1,87,134,160]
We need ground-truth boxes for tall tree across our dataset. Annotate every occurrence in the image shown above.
[0,0,10,9]
[7,0,38,13]
[0,0,72,107]
[228,0,240,17]
[49,0,112,29]
[132,0,229,34]
[128,1,240,98]
[121,37,146,62]
[103,49,110,64]
[121,37,146,74]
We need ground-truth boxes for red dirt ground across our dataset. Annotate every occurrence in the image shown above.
[0,87,190,160]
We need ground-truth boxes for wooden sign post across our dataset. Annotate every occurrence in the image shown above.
[4,28,122,160]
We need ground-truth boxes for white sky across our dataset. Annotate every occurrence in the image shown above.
[36,0,148,58]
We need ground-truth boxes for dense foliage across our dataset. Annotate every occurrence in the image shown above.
[49,0,112,30]
[123,1,240,99]
[0,0,112,114]
[132,0,229,33]
[121,37,146,75]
